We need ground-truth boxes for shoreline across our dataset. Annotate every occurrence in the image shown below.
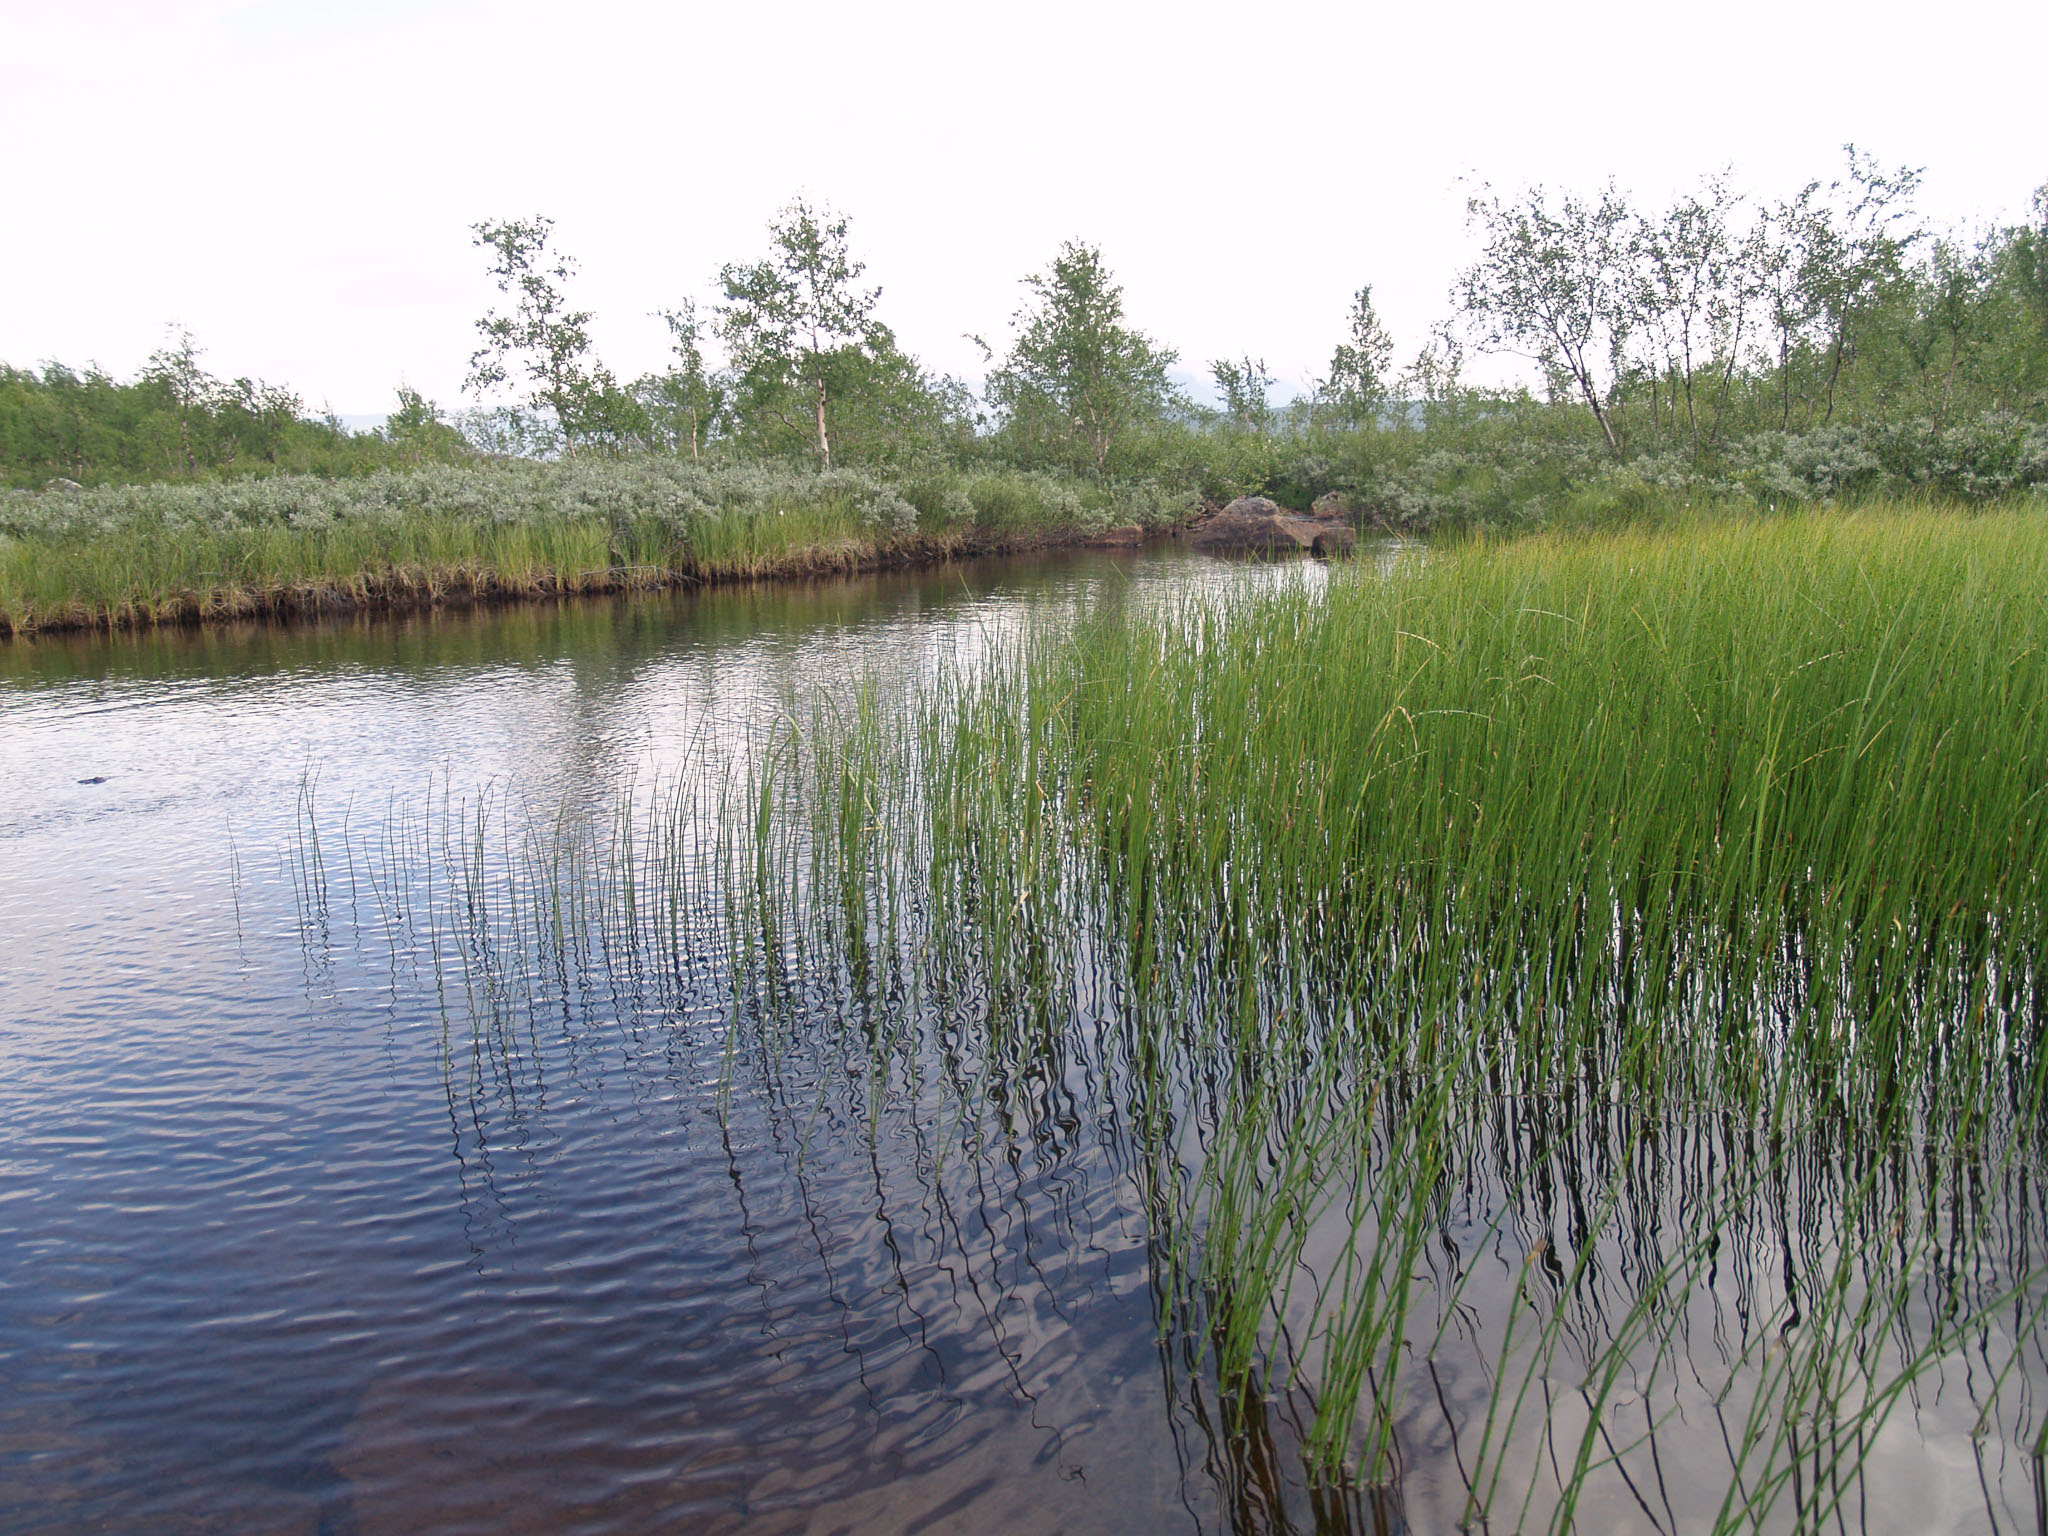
[0,522,1168,640]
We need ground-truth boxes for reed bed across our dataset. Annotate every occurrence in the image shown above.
[289,503,2048,1530]
[921,502,2048,1511]
[977,503,2048,1134]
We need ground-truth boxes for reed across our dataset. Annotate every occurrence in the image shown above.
[916,498,2048,1511]
[284,501,2048,1528]
[1008,502,2048,1131]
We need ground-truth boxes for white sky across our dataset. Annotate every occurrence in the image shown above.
[4,0,2044,414]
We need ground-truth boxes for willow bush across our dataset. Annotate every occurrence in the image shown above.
[0,458,1195,633]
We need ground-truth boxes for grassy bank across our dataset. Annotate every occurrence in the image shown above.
[1115,406,2048,531]
[0,458,1193,636]
[8,414,2044,637]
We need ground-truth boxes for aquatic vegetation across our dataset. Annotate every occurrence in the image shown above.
[927,502,2048,1508]
[1003,504,2048,1130]
[289,504,2048,1530]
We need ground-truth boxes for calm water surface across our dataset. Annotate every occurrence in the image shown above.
[0,548,1340,1536]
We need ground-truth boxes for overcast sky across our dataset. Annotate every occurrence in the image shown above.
[5,0,2043,414]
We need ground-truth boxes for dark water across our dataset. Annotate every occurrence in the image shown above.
[3,546,2043,1535]
[0,550,1332,1536]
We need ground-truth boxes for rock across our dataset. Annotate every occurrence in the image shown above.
[44,477,84,493]
[1312,489,1388,530]
[1191,496,1354,558]
[1308,523,1356,557]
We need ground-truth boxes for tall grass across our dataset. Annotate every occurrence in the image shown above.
[287,502,2048,1528]
[998,504,2048,1135]
[916,500,2048,1516]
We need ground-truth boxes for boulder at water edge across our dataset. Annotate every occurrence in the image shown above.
[1190,495,1355,557]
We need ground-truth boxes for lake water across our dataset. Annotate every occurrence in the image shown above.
[3,545,2042,1535]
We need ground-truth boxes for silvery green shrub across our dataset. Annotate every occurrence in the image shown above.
[0,457,1194,549]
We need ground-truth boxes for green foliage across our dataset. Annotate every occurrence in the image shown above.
[704,201,973,469]
[1782,147,1925,423]
[1085,156,2046,526]
[465,215,625,456]
[634,301,725,461]
[984,241,1179,477]
[1449,152,2045,459]
[381,385,470,466]
[1208,355,1274,433]
[0,457,1192,632]
[6,155,2044,545]
[1457,178,1637,450]
[0,347,471,489]
[1314,285,1395,424]
[717,198,890,468]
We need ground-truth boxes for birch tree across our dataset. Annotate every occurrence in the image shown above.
[1317,285,1396,425]
[1456,182,1635,451]
[1632,175,1746,458]
[716,199,880,468]
[1210,355,1274,432]
[1794,148,1924,422]
[985,242,1176,476]
[640,300,723,460]
[142,326,216,475]
[464,216,608,456]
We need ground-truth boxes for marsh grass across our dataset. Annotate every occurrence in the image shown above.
[918,501,2048,1508]
[1019,503,2048,1134]
[288,502,2048,1530]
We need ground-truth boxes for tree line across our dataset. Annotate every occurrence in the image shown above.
[1457,149,2048,458]
[3,148,2043,491]
[0,329,470,487]
[455,201,1393,472]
